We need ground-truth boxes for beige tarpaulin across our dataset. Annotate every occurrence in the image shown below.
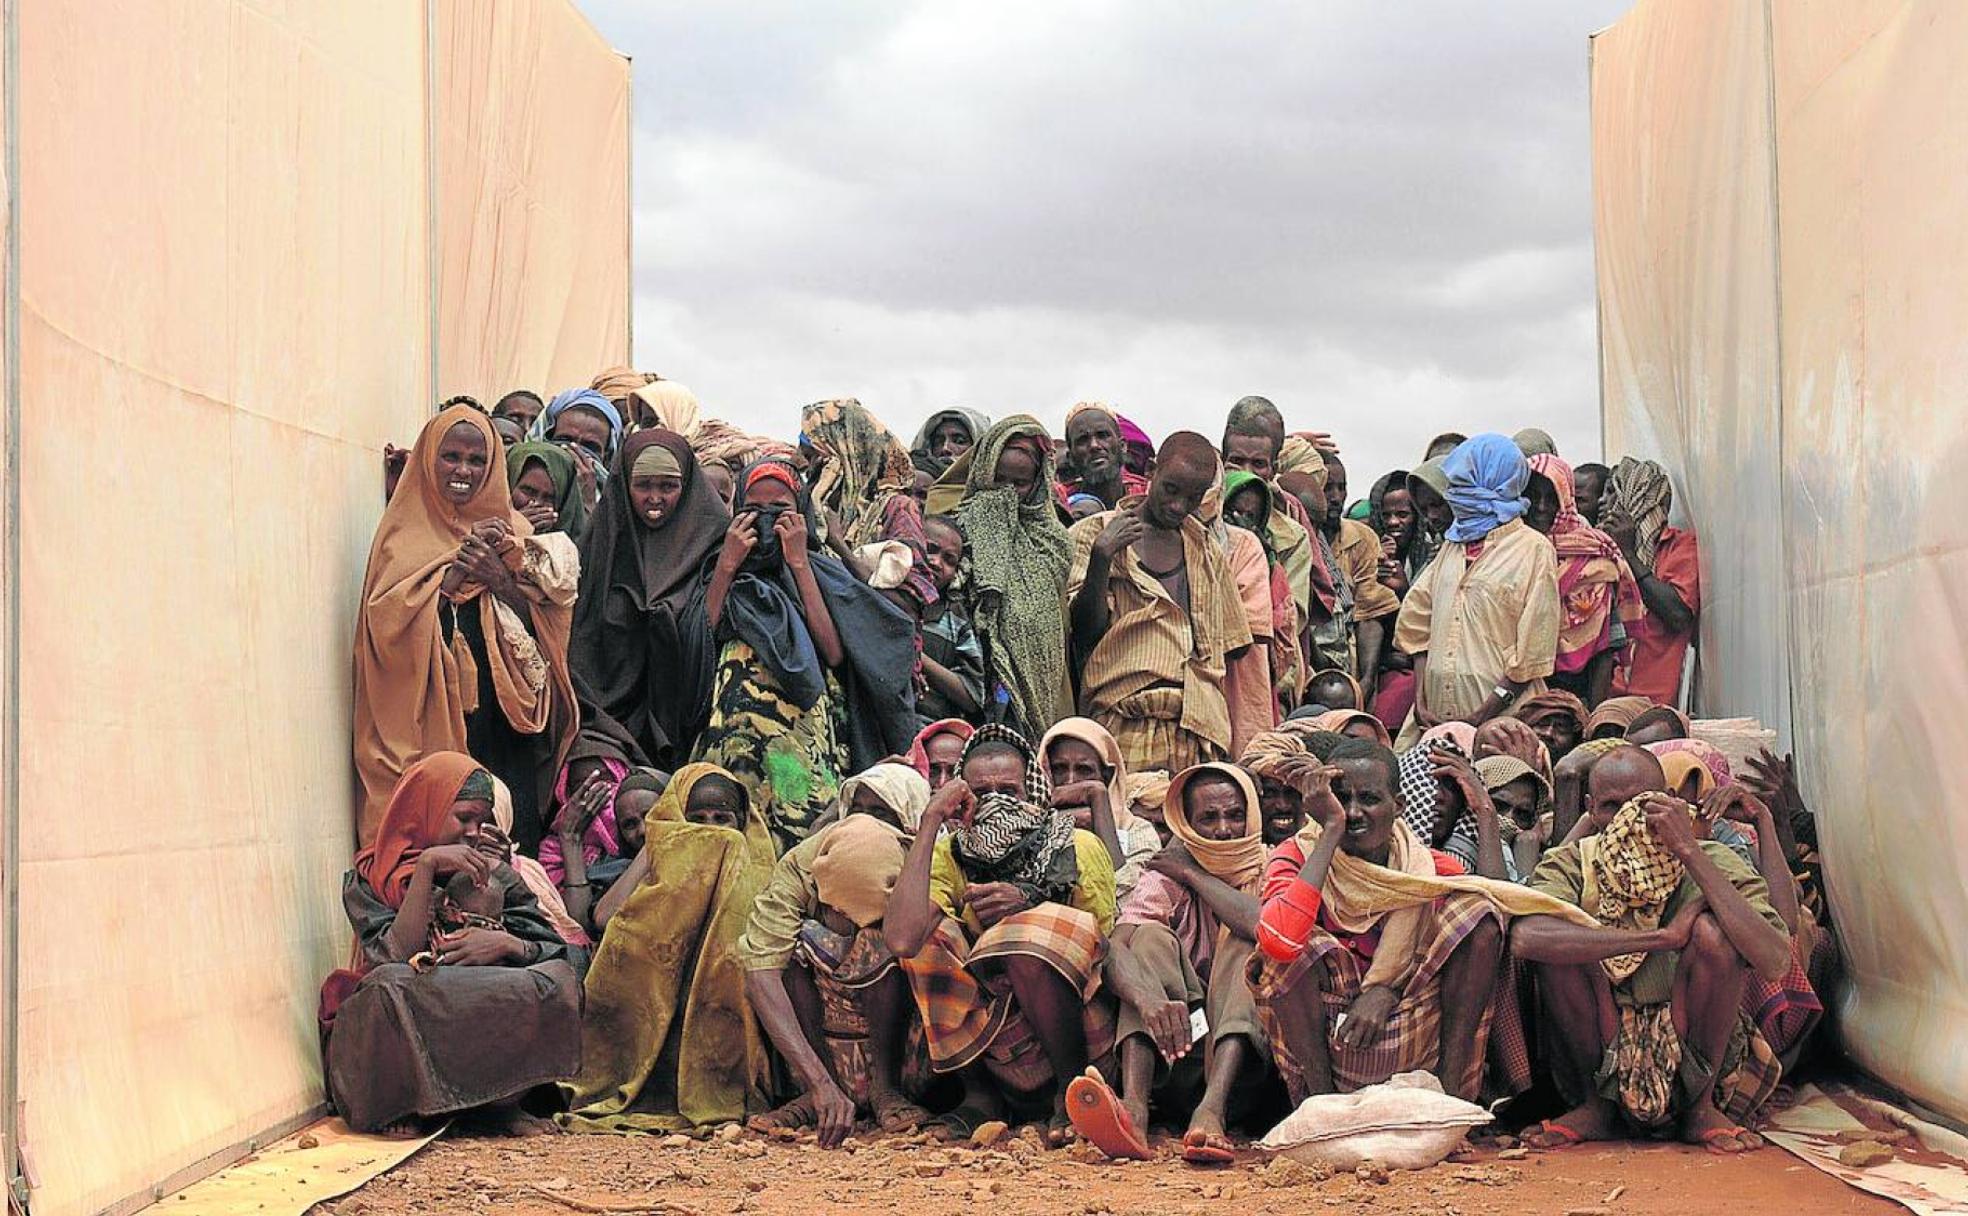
[435,0,632,403]
[2,2,629,1213]
[1592,0,1968,1121]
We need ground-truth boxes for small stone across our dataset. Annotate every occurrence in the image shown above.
[715,1123,744,1142]
[297,1134,321,1150]
[1257,1157,1330,1188]
[1604,1184,1627,1204]
[1496,1147,1529,1161]
[1839,1141,1897,1168]
[912,1162,945,1178]
[539,1178,569,1192]
[731,1141,767,1159]
[1563,1208,1611,1216]
[1355,1159,1390,1185]
[745,1180,768,1193]
[1491,1134,1519,1149]
[970,1119,1010,1147]
[660,1134,693,1149]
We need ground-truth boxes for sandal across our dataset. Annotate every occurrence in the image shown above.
[1064,1070,1152,1161]
[1695,1125,1763,1155]
[1523,1118,1588,1150]
[934,1102,999,1140]
[873,1093,933,1134]
[1181,1128,1237,1166]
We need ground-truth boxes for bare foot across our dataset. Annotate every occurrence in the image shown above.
[1121,1093,1151,1142]
[1522,1098,1620,1149]
[747,1094,817,1135]
[1045,1096,1078,1149]
[871,1089,931,1133]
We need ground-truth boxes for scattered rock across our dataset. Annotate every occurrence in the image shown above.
[730,1141,767,1160]
[1491,1134,1519,1150]
[1496,1147,1529,1161]
[970,1120,1010,1148]
[1355,1159,1390,1185]
[744,1180,767,1193]
[1256,1156,1331,1188]
[1839,1140,1897,1168]
[538,1177,570,1191]
[1604,1184,1627,1204]
[912,1162,945,1178]
[660,1135,693,1149]
[715,1124,744,1143]
[1564,1207,1611,1216]
[297,1134,321,1151]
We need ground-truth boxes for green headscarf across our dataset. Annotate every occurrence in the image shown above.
[506,439,590,538]
[933,416,1072,737]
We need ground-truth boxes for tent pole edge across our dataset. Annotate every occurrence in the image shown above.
[3,0,21,1200]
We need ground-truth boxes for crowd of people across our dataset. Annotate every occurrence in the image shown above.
[321,370,1837,1170]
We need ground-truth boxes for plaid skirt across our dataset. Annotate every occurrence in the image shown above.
[1098,687,1223,776]
[1247,893,1499,1102]
[1591,1002,1783,1129]
[900,904,1114,1093]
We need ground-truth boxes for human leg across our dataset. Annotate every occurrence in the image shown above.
[1673,913,1758,1152]
[1522,959,1621,1147]
[1435,917,1502,1101]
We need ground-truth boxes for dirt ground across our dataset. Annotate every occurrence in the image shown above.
[322,1122,1896,1216]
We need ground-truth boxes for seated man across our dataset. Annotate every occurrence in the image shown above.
[1248,739,1580,1103]
[1514,747,1791,1154]
[885,725,1118,1144]
[739,763,934,1147]
[1068,432,1253,773]
[1084,763,1280,1163]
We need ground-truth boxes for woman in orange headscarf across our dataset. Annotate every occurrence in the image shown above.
[323,753,585,1134]
[352,404,578,847]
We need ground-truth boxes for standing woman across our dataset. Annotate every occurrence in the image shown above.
[695,459,919,851]
[926,415,1074,738]
[910,407,991,478]
[352,404,578,845]
[321,753,584,1135]
[571,428,730,769]
[1522,453,1642,705]
[801,397,938,611]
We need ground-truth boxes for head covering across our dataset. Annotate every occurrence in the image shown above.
[1039,717,1139,829]
[1115,414,1156,476]
[647,762,776,864]
[839,762,932,834]
[1066,491,1103,512]
[352,406,574,840]
[813,813,909,928]
[929,416,1073,735]
[909,407,991,475]
[1164,762,1267,893]
[1645,739,1733,788]
[1397,734,1467,839]
[1310,708,1392,748]
[906,718,976,780]
[947,724,1077,903]
[1511,689,1590,735]
[1420,720,1478,754]
[802,397,918,549]
[570,428,730,766]
[631,444,684,479]
[545,388,625,456]
[1423,432,1469,460]
[1441,433,1530,543]
[592,365,658,403]
[1367,469,1412,540]
[354,753,486,908]
[1473,754,1552,806]
[631,381,701,438]
[506,439,590,537]
[1306,667,1367,710]
[1408,458,1451,503]
[1607,457,1674,567]
[1124,770,1171,819]
[1629,704,1693,739]
[1220,468,1277,555]
[1513,427,1559,458]
[1654,752,1715,801]
[1585,695,1656,738]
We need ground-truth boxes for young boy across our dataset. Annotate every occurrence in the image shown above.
[919,514,987,721]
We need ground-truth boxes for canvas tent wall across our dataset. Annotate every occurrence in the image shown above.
[1592,0,1968,1121]
[0,2,630,1213]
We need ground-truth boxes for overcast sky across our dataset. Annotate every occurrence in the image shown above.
[584,1,1635,484]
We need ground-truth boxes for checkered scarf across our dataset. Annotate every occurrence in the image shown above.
[1586,796,1692,982]
[947,724,1077,904]
[1396,738,1466,840]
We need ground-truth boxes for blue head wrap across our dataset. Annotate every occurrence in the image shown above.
[1441,433,1530,543]
[543,388,624,453]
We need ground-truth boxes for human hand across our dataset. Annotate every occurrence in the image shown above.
[962,882,1031,928]
[382,443,409,494]
[475,823,515,865]
[551,772,610,844]
[1640,792,1701,861]
[1275,754,1346,835]
[1335,985,1397,1050]
[1602,508,1640,559]
[811,1078,856,1149]
[1414,698,1445,730]
[1145,841,1198,884]
[1660,895,1708,950]
[1701,785,1768,826]
[417,842,491,886]
[1094,505,1147,560]
[1141,998,1194,1063]
[922,778,975,831]
[433,927,525,967]
[1477,717,1547,772]
[519,500,559,532]
[776,509,811,570]
[1743,749,1801,814]
[718,512,759,573]
[1430,749,1491,820]
[1306,432,1339,456]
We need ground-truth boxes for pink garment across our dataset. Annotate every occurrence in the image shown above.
[1118,869,1220,977]
[537,756,626,884]
[1373,669,1417,734]
[1420,720,1478,755]
[512,854,593,946]
[1644,738,1735,786]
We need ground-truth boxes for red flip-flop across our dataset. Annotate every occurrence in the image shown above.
[1524,1118,1587,1150]
[1181,1128,1237,1166]
[1065,1069,1152,1161]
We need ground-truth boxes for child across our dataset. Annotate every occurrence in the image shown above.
[919,515,987,722]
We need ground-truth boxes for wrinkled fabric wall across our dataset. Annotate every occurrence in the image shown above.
[435,0,631,405]
[5,3,628,1213]
[1593,0,1968,1120]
